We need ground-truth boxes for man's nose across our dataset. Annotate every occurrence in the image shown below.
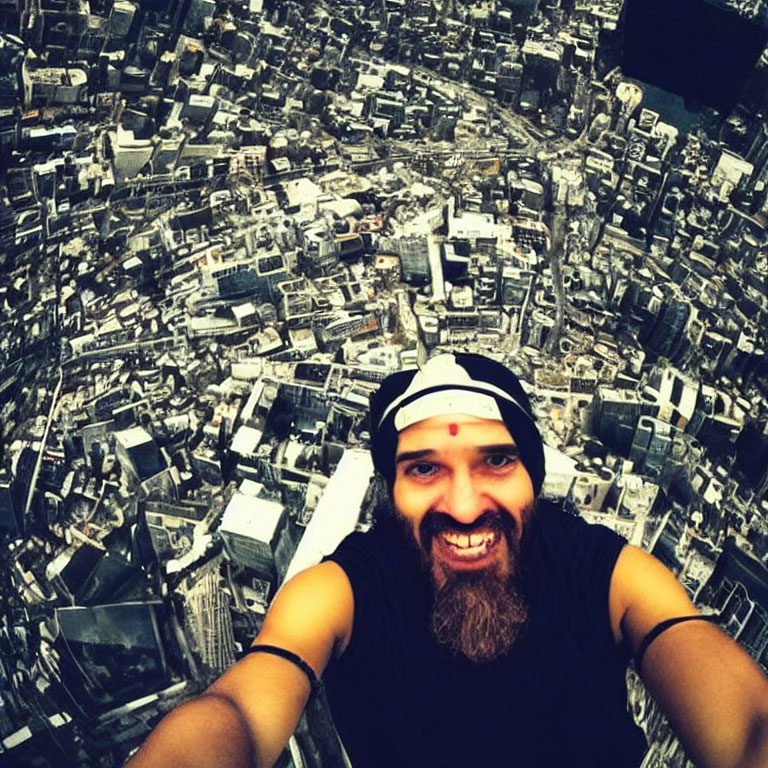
[442,467,485,525]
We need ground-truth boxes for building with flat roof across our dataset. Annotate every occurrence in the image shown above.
[114,427,166,484]
[219,488,286,580]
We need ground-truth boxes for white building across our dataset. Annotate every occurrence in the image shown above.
[219,486,286,577]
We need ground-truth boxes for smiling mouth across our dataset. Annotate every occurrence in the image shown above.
[434,528,502,564]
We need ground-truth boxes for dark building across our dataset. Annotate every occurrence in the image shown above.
[51,544,152,605]
[621,0,768,112]
[736,420,768,496]
[591,387,642,457]
[1,712,81,768]
[55,601,183,715]
[698,538,768,672]
[640,295,691,362]
[0,473,23,537]
[500,0,540,22]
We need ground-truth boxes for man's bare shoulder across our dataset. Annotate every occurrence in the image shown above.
[608,544,697,649]
[272,560,353,613]
[258,561,355,662]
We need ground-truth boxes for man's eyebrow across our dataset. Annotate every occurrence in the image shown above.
[478,443,519,454]
[395,449,435,465]
[395,444,519,464]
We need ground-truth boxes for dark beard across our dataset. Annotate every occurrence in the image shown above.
[405,507,531,663]
[430,564,529,663]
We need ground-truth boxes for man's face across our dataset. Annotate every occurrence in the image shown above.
[393,413,535,586]
[392,413,535,662]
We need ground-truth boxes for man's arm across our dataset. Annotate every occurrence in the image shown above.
[609,544,768,768]
[126,561,353,768]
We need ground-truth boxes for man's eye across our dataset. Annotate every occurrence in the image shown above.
[406,462,438,478]
[485,454,515,469]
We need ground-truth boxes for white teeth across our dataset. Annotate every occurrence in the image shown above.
[441,530,498,551]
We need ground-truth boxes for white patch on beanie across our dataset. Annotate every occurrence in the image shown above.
[380,354,526,432]
[394,390,503,431]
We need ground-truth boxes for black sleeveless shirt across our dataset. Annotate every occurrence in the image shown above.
[324,502,647,768]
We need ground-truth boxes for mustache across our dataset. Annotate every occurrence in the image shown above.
[419,508,520,549]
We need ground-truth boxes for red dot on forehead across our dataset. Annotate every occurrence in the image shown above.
[448,423,459,437]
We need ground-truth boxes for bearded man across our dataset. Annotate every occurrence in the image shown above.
[129,353,768,768]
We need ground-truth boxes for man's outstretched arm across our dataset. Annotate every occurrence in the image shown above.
[610,545,768,768]
[126,561,353,768]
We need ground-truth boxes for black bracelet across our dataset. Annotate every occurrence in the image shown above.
[634,614,720,671]
[244,644,322,695]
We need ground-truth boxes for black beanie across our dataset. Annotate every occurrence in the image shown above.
[369,352,546,496]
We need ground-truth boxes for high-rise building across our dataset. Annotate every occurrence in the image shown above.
[0,471,22,537]
[500,0,540,18]
[218,489,286,581]
[181,563,237,678]
[521,39,562,94]
[640,295,692,363]
[202,261,261,301]
[394,235,431,285]
[736,420,768,498]
[500,266,535,307]
[114,427,166,484]
[629,416,675,477]
[592,387,642,456]
[641,367,699,430]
